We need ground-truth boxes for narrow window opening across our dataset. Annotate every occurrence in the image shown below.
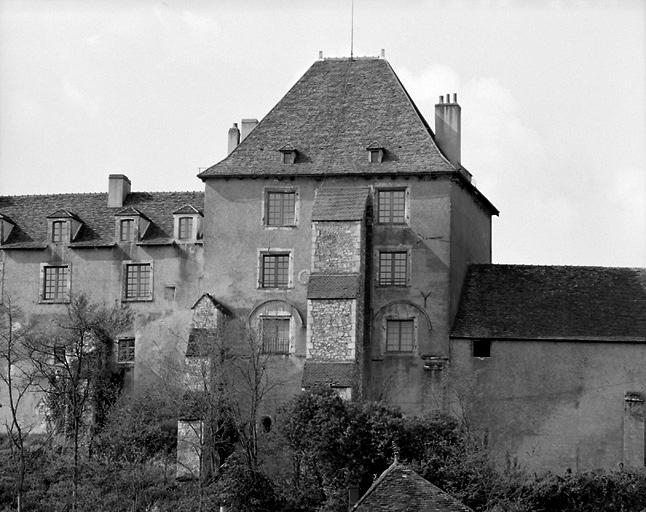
[178,217,193,240]
[261,416,272,433]
[473,340,491,358]
[52,221,69,243]
[117,337,135,364]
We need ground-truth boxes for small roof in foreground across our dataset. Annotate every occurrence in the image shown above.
[312,186,370,222]
[452,264,646,341]
[352,462,474,512]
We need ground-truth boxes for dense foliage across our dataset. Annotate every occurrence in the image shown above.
[2,384,646,511]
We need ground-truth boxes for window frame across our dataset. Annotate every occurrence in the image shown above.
[117,337,136,364]
[177,217,193,240]
[262,188,299,228]
[119,218,135,242]
[385,318,416,353]
[258,250,293,289]
[115,216,140,243]
[51,220,70,243]
[376,188,409,225]
[377,248,411,287]
[122,261,154,302]
[39,263,71,303]
[260,316,291,355]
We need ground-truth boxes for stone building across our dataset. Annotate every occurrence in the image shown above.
[1,55,644,474]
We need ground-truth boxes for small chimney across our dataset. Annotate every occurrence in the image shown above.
[434,93,461,168]
[380,48,385,58]
[108,174,131,208]
[240,118,258,142]
[227,123,240,155]
[319,50,323,59]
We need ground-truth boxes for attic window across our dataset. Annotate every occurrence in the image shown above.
[366,142,385,163]
[173,205,203,242]
[279,144,297,165]
[52,221,70,243]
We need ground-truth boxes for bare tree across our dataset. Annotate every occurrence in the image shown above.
[27,294,131,512]
[0,297,39,512]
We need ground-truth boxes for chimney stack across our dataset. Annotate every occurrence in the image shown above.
[240,118,258,142]
[434,93,461,168]
[227,123,240,155]
[108,174,131,207]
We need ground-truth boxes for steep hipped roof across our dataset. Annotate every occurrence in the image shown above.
[0,191,204,248]
[352,462,474,512]
[451,265,646,341]
[199,58,455,179]
[311,187,369,221]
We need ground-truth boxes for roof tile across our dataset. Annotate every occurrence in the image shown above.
[451,264,646,341]
[302,361,356,388]
[308,274,361,299]
[311,187,369,221]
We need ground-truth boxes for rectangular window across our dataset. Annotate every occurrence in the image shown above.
[117,338,135,363]
[379,251,408,286]
[43,265,69,301]
[261,253,290,288]
[377,189,406,224]
[119,219,135,242]
[124,263,152,300]
[178,217,193,240]
[473,340,491,358]
[386,319,414,352]
[266,191,296,226]
[52,221,69,243]
[261,318,290,354]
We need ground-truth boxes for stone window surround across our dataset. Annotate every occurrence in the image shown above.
[173,213,203,242]
[117,336,136,365]
[374,245,412,287]
[257,248,294,289]
[374,186,410,225]
[121,260,154,302]
[39,262,72,304]
[382,315,418,354]
[258,313,295,355]
[261,186,300,229]
[114,216,145,243]
[47,218,82,244]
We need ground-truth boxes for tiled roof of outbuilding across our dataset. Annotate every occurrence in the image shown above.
[0,191,204,248]
[352,462,474,512]
[307,274,361,299]
[302,361,356,388]
[199,58,455,179]
[311,187,369,221]
[451,265,646,341]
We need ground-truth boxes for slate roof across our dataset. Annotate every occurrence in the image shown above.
[451,265,646,341]
[0,191,204,248]
[199,58,455,179]
[302,361,356,388]
[311,187,369,221]
[307,274,362,299]
[352,462,474,512]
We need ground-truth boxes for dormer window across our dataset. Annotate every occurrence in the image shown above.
[279,144,297,165]
[52,221,69,242]
[119,219,135,242]
[47,209,82,244]
[366,141,385,163]
[114,207,150,243]
[173,205,203,242]
[0,214,15,245]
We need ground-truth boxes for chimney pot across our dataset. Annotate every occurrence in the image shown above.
[319,50,323,59]
[108,174,131,208]
[380,48,385,58]
[227,123,240,155]
[434,94,461,168]
[240,118,259,142]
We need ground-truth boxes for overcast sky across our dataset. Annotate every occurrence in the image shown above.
[0,0,644,267]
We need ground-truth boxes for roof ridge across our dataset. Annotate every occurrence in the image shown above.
[472,263,646,271]
[351,461,401,510]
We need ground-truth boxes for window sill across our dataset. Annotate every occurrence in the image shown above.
[258,286,293,290]
[264,225,297,230]
[122,297,153,303]
[39,299,71,304]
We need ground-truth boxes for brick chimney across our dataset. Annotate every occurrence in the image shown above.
[240,118,258,141]
[227,123,240,155]
[108,174,131,207]
[434,93,461,168]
